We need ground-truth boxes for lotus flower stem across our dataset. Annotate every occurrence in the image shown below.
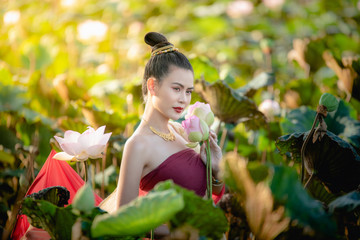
[300,112,320,184]
[84,161,88,182]
[205,139,212,200]
[219,127,227,150]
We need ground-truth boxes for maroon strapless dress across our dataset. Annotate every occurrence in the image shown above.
[139,148,224,203]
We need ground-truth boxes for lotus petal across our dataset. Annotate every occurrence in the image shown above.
[95,125,106,136]
[61,142,83,156]
[86,144,106,159]
[64,130,81,142]
[75,152,89,161]
[99,132,112,145]
[53,152,75,161]
[54,136,65,146]
[78,131,92,149]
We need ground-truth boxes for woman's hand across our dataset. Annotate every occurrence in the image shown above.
[200,130,222,178]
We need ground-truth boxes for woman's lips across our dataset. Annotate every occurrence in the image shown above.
[173,107,183,113]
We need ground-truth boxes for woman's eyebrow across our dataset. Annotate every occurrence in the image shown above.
[172,82,194,89]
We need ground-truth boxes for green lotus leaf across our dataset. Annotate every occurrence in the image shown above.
[91,189,184,237]
[21,198,77,239]
[72,183,95,214]
[194,79,266,128]
[270,166,337,237]
[328,190,360,214]
[24,186,70,208]
[275,132,304,163]
[236,72,275,97]
[276,131,360,193]
[190,56,220,83]
[351,60,360,101]
[0,83,27,112]
[153,180,228,239]
[280,101,360,148]
[305,176,337,205]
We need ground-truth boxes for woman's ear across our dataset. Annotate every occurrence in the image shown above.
[147,77,157,96]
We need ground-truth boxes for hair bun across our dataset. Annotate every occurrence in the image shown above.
[144,32,173,49]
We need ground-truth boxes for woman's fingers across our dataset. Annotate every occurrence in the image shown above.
[209,129,217,139]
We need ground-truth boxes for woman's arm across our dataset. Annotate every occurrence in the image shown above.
[115,138,147,208]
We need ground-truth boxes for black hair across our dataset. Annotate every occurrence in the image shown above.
[142,32,193,98]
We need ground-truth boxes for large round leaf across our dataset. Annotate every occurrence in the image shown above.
[328,190,360,214]
[21,198,77,239]
[236,72,275,97]
[280,100,360,148]
[91,189,184,237]
[270,166,337,237]
[153,180,228,239]
[276,131,360,193]
[194,79,266,128]
[0,83,27,112]
[24,186,70,208]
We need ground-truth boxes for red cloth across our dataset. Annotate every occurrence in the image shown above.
[139,148,224,204]
[11,150,103,240]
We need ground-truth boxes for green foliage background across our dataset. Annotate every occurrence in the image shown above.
[1,0,360,238]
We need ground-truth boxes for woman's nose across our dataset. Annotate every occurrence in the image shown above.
[178,91,186,103]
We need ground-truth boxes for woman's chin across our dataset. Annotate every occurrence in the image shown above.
[170,114,184,121]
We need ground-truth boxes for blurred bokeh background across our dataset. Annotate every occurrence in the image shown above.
[1,0,360,239]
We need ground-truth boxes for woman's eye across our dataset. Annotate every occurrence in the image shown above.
[173,88,180,92]
[186,91,193,95]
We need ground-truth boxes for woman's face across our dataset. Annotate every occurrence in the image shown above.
[151,66,194,120]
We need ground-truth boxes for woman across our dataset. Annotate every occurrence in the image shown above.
[102,32,224,237]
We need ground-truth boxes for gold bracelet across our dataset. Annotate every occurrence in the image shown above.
[212,176,223,186]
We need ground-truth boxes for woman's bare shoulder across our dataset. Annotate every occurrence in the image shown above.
[168,121,186,137]
[125,133,149,152]
[123,132,154,161]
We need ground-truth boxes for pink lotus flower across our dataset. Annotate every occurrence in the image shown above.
[53,126,112,161]
[182,115,209,144]
[185,102,214,126]
[182,101,215,200]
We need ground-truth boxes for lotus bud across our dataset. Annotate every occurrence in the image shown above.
[182,115,210,144]
[185,102,214,126]
[319,93,339,112]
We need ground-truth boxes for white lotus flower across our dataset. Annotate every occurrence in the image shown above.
[54,126,112,161]
[258,99,281,120]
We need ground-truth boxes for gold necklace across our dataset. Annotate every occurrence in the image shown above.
[149,126,176,141]
[142,118,176,141]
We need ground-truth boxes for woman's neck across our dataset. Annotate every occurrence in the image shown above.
[142,103,170,132]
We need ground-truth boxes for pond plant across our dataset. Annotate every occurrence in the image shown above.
[1,0,360,239]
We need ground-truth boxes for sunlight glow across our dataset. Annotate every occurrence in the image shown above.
[3,10,21,25]
[61,0,76,7]
[127,43,141,60]
[77,20,108,43]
